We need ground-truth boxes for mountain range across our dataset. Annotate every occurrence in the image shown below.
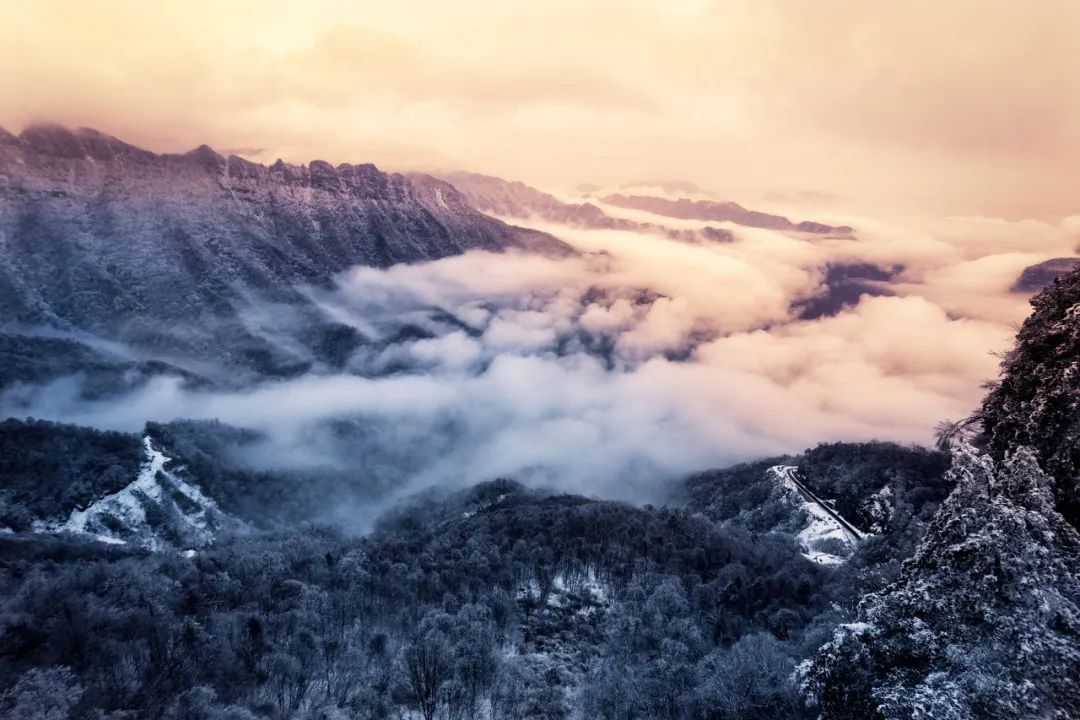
[0,125,570,387]
[438,170,853,239]
[437,170,737,243]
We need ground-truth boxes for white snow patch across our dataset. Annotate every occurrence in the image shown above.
[518,569,609,611]
[840,621,874,634]
[803,550,846,566]
[52,436,225,550]
[462,492,510,519]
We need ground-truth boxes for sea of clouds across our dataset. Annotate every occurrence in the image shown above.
[5,203,1078,508]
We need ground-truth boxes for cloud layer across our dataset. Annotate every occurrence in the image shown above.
[7,210,1074,510]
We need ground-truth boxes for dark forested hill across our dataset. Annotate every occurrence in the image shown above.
[3,371,1073,719]
[0,473,855,720]
[0,412,957,719]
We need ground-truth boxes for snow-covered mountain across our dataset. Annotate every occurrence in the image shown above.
[0,125,571,385]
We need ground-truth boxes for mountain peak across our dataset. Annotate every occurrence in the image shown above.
[19,122,86,158]
[183,142,226,170]
[17,123,149,161]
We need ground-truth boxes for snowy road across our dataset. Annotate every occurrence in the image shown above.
[775,465,865,542]
[771,465,866,564]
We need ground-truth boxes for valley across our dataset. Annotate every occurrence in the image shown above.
[0,125,1078,720]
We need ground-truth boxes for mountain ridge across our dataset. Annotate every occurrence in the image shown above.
[602,192,854,234]
[433,170,736,243]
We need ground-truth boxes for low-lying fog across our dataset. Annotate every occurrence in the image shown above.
[5,202,1078,506]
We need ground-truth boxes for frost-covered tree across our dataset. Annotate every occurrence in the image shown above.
[692,632,800,720]
[161,687,258,720]
[490,658,568,720]
[445,604,498,720]
[400,612,455,720]
[802,444,1080,719]
[981,265,1080,526]
[0,667,83,720]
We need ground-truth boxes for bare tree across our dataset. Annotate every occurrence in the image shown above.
[400,618,453,720]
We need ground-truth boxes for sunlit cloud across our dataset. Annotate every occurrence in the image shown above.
[2,0,1077,217]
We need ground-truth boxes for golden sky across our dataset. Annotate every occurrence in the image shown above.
[2,0,1078,218]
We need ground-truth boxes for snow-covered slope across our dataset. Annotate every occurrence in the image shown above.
[771,465,866,565]
[46,436,233,550]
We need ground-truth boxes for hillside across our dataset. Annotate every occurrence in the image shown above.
[981,265,1080,526]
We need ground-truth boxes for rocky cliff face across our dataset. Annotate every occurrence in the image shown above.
[0,125,569,381]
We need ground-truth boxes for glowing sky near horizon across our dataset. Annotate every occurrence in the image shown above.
[2,0,1078,219]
